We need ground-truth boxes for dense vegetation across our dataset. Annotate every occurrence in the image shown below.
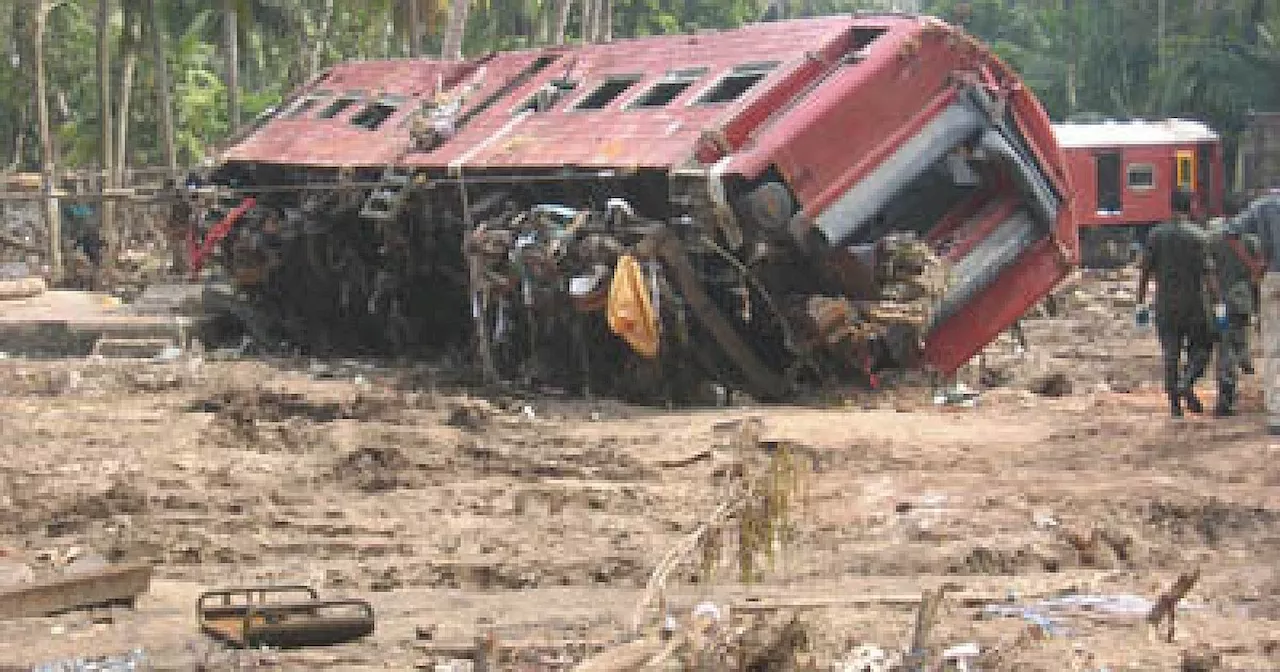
[6,0,1279,188]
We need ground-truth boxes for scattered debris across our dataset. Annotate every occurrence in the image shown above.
[31,648,147,672]
[834,644,893,672]
[933,383,980,407]
[197,586,375,648]
[0,563,151,620]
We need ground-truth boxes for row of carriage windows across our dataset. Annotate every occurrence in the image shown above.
[279,60,779,131]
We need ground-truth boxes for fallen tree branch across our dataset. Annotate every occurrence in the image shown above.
[630,494,744,634]
[1147,568,1200,643]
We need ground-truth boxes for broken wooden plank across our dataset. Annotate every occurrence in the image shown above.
[732,590,1004,612]
[569,637,664,671]
[0,563,152,620]
[903,587,946,672]
[415,638,612,657]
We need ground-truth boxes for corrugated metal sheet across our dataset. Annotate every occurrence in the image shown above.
[220,16,905,170]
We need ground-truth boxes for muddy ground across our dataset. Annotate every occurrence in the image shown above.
[0,269,1277,670]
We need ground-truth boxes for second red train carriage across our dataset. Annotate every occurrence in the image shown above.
[1054,118,1224,265]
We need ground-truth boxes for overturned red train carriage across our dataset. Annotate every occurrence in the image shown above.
[200,14,1077,400]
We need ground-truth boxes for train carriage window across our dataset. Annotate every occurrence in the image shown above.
[351,98,403,130]
[695,62,779,105]
[284,90,332,119]
[574,76,641,110]
[1126,164,1155,190]
[318,92,363,119]
[629,68,708,109]
[515,79,578,114]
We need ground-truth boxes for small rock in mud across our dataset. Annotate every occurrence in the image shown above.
[1181,648,1223,671]
[65,480,148,519]
[1029,372,1072,397]
[446,398,495,430]
[332,446,413,492]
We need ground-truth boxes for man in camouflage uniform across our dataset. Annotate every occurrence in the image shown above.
[1137,189,1220,418]
[1210,217,1265,416]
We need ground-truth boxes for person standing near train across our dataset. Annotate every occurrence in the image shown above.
[1210,209,1265,416]
[1137,188,1221,418]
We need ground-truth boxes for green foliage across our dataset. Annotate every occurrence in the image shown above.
[3,0,1277,190]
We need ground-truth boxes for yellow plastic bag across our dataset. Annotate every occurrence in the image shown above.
[607,255,659,358]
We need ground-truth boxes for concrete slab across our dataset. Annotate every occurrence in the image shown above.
[0,289,209,357]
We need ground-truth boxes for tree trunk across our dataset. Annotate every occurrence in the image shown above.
[534,0,550,45]
[442,0,470,59]
[1246,0,1263,45]
[146,0,177,177]
[581,0,595,43]
[98,0,116,281]
[11,6,32,171]
[35,2,61,284]
[224,0,240,134]
[601,0,611,42]
[116,5,138,184]
[553,0,570,45]
[310,0,336,78]
[408,0,421,56]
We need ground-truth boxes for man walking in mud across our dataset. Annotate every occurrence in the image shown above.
[1210,213,1265,416]
[1137,189,1220,418]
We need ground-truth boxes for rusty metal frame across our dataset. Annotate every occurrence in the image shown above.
[197,586,375,649]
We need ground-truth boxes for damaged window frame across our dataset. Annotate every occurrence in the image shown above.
[283,90,333,119]
[351,95,407,131]
[317,91,366,120]
[626,67,709,110]
[693,61,780,106]
[514,78,579,114]
[1126,163,1156,190]
[571,74,643,111]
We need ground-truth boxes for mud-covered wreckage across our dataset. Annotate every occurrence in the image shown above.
[198,14,1078,400]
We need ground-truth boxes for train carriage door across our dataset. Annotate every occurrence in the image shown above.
[1176,149,1195,191]
[1176,149,1198,215]
[1196,143,1213,214]
[1095,151,1122,213]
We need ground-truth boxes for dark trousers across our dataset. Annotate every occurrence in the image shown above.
[1216,314,1250,408]
[1157,316,1212,400]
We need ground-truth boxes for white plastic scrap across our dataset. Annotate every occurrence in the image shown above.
[834,644,890,672]
[33,648,147,672]
[941,642,980,671]
[933,382,979,407]
[691,601,722,621]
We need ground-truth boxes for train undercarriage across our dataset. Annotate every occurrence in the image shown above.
[204,132,1043,403]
